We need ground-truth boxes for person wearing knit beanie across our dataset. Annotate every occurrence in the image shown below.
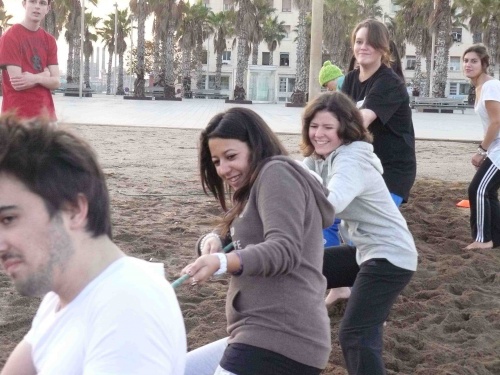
[319,61,344,91]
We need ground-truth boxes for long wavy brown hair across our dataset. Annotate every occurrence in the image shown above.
[199,107,288,236]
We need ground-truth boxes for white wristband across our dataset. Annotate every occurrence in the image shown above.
[214,253,227,275]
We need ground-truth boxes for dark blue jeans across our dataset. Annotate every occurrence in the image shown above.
[323,248,414,375]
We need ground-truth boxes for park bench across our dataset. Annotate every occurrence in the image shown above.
[411,97,472,114]
[191,89,229,100]
[63,83,93,97]
[146,86,166,99]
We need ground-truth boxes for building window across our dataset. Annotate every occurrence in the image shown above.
[262,52,270,65]
[222,50,231,63]
[449,56,460,71]
[283,25,291,39]
[449,82,458,96]
[406,55,416,70]
[208,75,230,90]
[279,77,295,92]
[280,53,289,66]
[452,28,462,43]
[282,0,291,12]
[459,83,471,95]
[201,50,208,64]
[223,0,234,11]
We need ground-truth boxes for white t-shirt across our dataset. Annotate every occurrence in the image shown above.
[24,257,186,375]
[475,79,500,168]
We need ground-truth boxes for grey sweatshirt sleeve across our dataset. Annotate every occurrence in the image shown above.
[237,164,310,276]
[326,158,365,213]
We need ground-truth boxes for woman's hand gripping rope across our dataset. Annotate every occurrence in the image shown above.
[171,242,234,289]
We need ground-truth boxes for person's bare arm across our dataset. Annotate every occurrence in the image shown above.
[0,340,36,375]
[7,64,60,91]
[360,108,377,129]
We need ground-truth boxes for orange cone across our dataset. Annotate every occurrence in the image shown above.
[456,200,470,208]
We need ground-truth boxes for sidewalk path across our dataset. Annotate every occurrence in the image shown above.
[1,94,483,142]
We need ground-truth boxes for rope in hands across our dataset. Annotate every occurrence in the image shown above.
[171,242,234,289]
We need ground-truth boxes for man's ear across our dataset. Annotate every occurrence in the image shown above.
[64,194,89,231]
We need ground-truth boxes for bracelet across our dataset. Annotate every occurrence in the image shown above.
[213,253,227,275]
[200,233,221,253]
[479,144,487,152]
[476,147,487,157]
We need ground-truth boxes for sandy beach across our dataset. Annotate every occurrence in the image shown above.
[0,124,499,375]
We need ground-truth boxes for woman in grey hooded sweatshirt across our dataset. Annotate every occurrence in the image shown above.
[182,107,334,375]
[301,92,418,375]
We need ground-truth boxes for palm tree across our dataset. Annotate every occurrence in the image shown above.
[42,0,71,39]
[208,10,236,90]
[358,0,383,19]
[290,0,310,105]
[130,0,152,98]
[249,0,275,65]
[323,0,358,69]
[395,0,433,96]
[97,15,116,95]
[115,9,132,95]
[191,1,212,90]
[430,0,452,97]
[0,7,12,37]
[177,0,198,97]
[455,0,500,77]
[263,16,286,66]
[233,0,255,100]
[83,12,100,89]
[163,0,183,98]
[64,0,80,84]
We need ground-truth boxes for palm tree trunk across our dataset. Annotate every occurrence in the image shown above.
[134,0,147,98]
[269,49,274,66]
[181,41,192,98]
[425,50,431,97]
[432,0,450,98]
[195,41,204,90]
[106,51,113,95]
[412,31,423,96]
[66,34,75,83]
[117,52,125,95]
[152,33,161,85]
[487,17,498,77]
[234,1,250,100]
[42,8,57,37]
[73,32,82,85]
[84,55,91,88]
[215,51,223,90]
[291,6,307,104]
[164,26,176,99]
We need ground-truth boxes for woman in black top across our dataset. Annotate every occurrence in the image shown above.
[342,19,416,205]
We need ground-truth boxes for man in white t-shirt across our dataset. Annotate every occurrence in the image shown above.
[0,117,186,374]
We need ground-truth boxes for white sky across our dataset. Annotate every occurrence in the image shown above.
[4,0,145,74]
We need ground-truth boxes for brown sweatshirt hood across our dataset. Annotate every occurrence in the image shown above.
[267,156,335,229]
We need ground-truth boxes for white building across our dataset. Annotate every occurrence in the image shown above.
[200,0,482,102]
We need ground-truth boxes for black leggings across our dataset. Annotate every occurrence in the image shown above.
[323,246,414,375]
[323,245,359,289]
